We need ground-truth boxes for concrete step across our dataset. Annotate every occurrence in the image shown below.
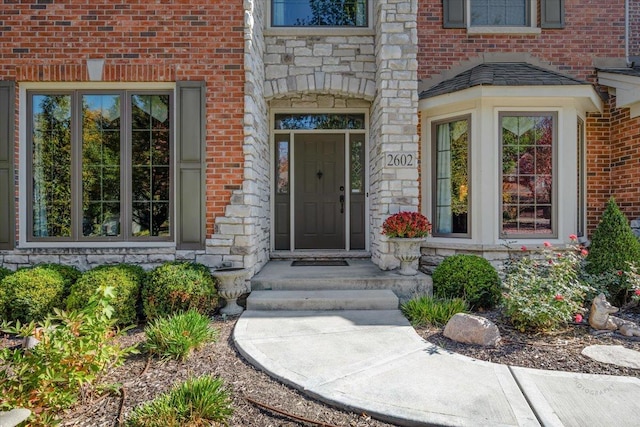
[246,289,399,311]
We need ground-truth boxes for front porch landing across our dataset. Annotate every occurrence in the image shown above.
[249,260,432,304]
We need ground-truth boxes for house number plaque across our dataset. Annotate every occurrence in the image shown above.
[385,152,416,168]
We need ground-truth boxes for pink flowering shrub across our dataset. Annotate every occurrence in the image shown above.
[625,263,640,304]
[502,237,594,332]
[382,212,431,238]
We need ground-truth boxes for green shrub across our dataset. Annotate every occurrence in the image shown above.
[144,310,218,361]
[36,263,81,297]
[0,286,137,426]
[67,264,145,326]
[432,254,501,310]
[503,239,594,332]
[142,262,218,320]
[402,296,468,327]
[0,266,67,323]
[585,197,640,303]
[0,266,11,282]
[126,376,233,427]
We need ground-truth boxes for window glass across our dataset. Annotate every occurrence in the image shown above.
[350,134,365,193]
[32,95,72,237]
[471,0,528,26]
[501,113,554,237]
[28,90,172,242]
[275,113,365,130]
[433,117,469,236]
[276,138,290,194]
[272,0,368,27]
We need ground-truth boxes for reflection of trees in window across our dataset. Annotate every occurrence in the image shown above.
[32,95,72,237]
[471,0,527,26]
[275,113,365,130]
[272,0,367,27]
[434,117,469,236]
[501,114,553,236]
[131,95,170,237]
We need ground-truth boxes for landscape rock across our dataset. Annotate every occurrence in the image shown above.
[581,345,640,369]
[0,408,31,427]
[443,313,501,347]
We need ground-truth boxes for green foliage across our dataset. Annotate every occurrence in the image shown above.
[402,296,468,327]
[0,286,137,426]
[126,376,234,427]
[144,310,218,361]
[579,270,627,304]
[0,266,12,282]
[67,264,145,326]
[36,263,82,297]
[142,262,218,320]
[585,197,640,275]
[503,240,594,332]
[432,254,501,310]
[0,265,67,323]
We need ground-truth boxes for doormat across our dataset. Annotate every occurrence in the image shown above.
[291,260,349,267]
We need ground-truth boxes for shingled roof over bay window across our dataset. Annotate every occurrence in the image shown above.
[420,63,587,99]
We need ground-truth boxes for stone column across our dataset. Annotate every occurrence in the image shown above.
[370,0,419,269]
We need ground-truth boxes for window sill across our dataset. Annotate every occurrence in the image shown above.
[265,27,375,37]
[17,241,177,250]
[467,26,542,35]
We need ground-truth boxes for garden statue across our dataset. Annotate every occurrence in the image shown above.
[589,293,640,337]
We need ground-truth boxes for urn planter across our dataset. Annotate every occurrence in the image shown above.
[388,237,425,276]
[212,267,248,316]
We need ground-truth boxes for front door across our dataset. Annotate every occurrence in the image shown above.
[294,134,345,249]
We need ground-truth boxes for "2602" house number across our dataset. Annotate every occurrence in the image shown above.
[385,152,416,168]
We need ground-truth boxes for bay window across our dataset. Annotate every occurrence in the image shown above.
[28,90,172,242]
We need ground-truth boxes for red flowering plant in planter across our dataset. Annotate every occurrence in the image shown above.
[382,212,432,239]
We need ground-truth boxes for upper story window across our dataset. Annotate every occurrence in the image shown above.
[471,0,528,27]
[272,0,368,27]
[27,90,172,242]
[443,0,564,31]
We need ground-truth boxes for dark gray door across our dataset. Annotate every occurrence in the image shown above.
[295,134,345,249]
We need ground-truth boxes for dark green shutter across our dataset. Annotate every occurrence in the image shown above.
[176,81,206,249]
[0,82,15,250]
[443,0,466,29]
[541,0,565,29]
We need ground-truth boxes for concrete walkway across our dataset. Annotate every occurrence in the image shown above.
[234,310,640,427]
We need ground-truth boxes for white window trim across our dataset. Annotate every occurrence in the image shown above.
[466,0,541,35]
[18,82,177,249]
[265,0,374,36]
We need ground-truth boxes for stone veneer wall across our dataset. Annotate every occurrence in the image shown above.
[204,0,270,275]
[370,0,420,269]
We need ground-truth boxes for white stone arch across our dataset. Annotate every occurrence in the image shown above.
[264,73,376,102]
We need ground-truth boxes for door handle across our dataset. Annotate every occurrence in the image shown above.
[339,195,345,214]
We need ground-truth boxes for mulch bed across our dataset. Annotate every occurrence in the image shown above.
[2,309,639,426]
[414,308,640,378]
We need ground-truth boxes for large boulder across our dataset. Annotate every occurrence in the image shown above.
[443,313,501,347]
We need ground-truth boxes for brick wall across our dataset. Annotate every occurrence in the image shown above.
[0,0,245,240]
[586,99,613,232]
[630,0,640,60]
[417,0,626,83]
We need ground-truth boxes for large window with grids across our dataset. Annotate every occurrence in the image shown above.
[27,90,172,242]
[500,112,556,237]
[271,0,368,27]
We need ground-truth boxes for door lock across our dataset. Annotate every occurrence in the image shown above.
[339,195,345,214]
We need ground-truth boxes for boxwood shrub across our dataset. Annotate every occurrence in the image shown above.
[432,254,501,310]
[67,264,145,326]
[36,263,81,298]
[0,265,67,323]
[142,262,218,320]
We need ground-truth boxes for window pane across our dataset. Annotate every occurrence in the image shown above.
[471,0,527,26]
[32,95,72,237]
[275,113,365,130]
[81,94,121,237]
[276,138,290,194]
[131,94,171,237]
[350,134,365,193]
[501,114,554,236]
[272,0,368,27]
[434,118,469,235]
